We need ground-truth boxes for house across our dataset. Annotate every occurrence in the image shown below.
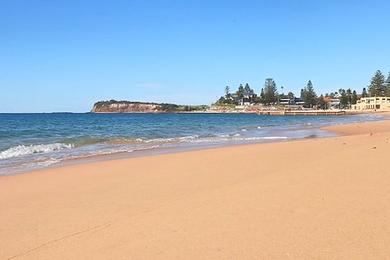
[279,98,291,105]
[293,97,305,106]
[351,97,390,111]
[278,97,305,110]
[329,98,340,109]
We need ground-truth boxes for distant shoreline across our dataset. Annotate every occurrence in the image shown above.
[91,110,385,116]
[90,99,390,116]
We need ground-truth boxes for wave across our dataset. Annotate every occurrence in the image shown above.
[0,143,74,160]
[0,133,289,162]
[260,136,288,140]
[144,135,199,144]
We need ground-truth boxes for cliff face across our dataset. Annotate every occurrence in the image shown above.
[92,102,162,113]
[91,100,209,113]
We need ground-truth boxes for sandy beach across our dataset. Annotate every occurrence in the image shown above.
[1,119,390,259]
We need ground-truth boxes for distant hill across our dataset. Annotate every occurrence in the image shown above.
[91,100,209,113]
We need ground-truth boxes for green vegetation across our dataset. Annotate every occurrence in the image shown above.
[93,100,157,109]
[300,80,317,108]
[216,82,257,105]
[368,70,386,97]
[262,78,278,105]
[215,69,390,109]
[362,87,368,98]
[93,100,209,112]
[95,69,390,112]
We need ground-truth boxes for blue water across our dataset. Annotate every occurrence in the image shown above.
[0,113,383,175]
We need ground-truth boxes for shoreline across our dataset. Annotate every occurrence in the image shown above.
[1,118,390,259]
[4,117,389,180]
[1,112,387,177]
[91,110,388,115]
[0,134,318,178]
[0,114,383,177]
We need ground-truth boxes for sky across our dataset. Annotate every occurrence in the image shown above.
[1,0,390,112]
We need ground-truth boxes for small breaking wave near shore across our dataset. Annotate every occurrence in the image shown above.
[0,143,74,160]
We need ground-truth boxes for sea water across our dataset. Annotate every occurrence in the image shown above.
[0,113,383,175]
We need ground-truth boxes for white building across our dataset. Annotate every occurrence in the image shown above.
[352,97,390,111]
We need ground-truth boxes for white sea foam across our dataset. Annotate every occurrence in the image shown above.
[178,135,199,141]
[230,136,288,141]
[216,134,229,138]
[144,138,174,143]
[0,143,74,160]
[145,135,199,144]
[35,158,61,167]
[261,136,288,140]
[239,137,264,141]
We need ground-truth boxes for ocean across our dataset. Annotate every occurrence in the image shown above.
[0,113,382,175]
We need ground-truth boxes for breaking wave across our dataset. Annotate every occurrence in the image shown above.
[0,143,74,160]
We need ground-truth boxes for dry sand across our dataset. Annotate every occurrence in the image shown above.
[1,119,390,259]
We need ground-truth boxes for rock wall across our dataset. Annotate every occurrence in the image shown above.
[91,103,162,113]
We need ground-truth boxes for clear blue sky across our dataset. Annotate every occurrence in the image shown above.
[1,0,389,112]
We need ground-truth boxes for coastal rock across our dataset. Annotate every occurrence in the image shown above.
[92,102,160,113]
[91,100,209,113]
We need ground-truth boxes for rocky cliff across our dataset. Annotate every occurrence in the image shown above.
[92,101,161,113]
[91,100,208,113]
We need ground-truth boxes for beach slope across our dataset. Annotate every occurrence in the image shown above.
[1,120,390,259]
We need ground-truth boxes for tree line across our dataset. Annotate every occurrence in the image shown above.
[216,70,390,109]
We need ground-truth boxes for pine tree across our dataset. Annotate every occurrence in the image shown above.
[225,86,230,97]
[386,72,390,96]
[260,88,265,104]
[346,88,352,107]
[263,78,278,105]
[368,70,385,97]
[302,80,317,108]
[339,89,348,108]
[244,83,254,96]
[362,87,368,98]
[352,90,358,104]
[237,84,245,101]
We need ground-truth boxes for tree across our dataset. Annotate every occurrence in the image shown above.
[302,80,317,108]
[243,83,254,96]
[300,89,304,100]
[352,90,358,105]
[362,87,368,98]
[242,83,256,103]
[216,96,226,105]
[368,70,385,97]
[287,92,295,100]
[386,72,390,96]
[324,96,332,109]
[339,89,349,108]
[263,78,278,105]
[237,84,245,99]
[346,88,352,106]
[317,95,327,110]
[225,86,230,98]
[259,88,265,104]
